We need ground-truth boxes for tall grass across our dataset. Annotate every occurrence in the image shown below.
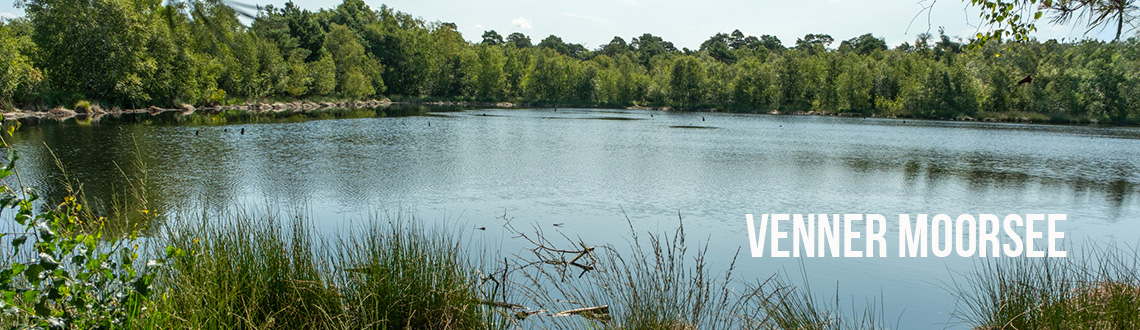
[330,217,485,329]
[153,211,489,330]
[951,243,1140,329]
[759,273,888,330]
[157,210,340,329]
[505,215,775,329]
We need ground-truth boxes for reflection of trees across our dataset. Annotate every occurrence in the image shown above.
[844,149,1137,212]
[11,123,168,235]
[834,144,1135,212]
[1105,163,1137,208]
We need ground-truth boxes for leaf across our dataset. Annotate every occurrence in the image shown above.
[11,235,26,250]
[9,262,25,275]
[23,290,38,303]
[24,264,45,283]
[46,287,61,300]
[33,301,50,317]
[6,149,17,166]
[133,277,151,296]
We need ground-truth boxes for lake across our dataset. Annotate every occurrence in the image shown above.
[7,106,1140,328]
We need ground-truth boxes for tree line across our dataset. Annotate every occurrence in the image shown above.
[0,0,1138,123]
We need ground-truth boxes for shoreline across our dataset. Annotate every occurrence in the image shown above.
[0,98,1128,127]
[0,98,394,121]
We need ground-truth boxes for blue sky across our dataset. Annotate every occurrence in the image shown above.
[1,0,1122,48]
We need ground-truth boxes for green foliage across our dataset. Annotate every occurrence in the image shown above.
[506,32,532,48]
[0,124,176,329]
[3,0,1137,124]
[158,212,340,329]
[953,244,1140,329]
[839,33,888,55]
[155,211,487,330]
[25,0,156,105]
[0,22,41,108]
[308,52,337,96]
[968,0,1051,45]
[669,57,705,107]
[480,30,503,46]
[72,100,90,113]
[333,219,484,329]
[323,23,380,98]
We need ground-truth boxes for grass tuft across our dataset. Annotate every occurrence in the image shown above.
[952,243,1140,330]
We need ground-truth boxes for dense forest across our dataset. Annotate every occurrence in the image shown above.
[0,0,1138,123]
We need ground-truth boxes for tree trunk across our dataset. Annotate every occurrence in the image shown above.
[1116,9,1124,42]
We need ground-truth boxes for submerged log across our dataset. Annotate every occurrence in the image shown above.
[553,305,611,323]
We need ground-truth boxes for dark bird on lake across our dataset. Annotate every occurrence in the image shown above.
[1017,74,1032,85]
[702,116,705,121]
[474,226,486,231]
[427,121,430,127]
[240,128,245,135]
[195,130,199,136]
[553,223,565,227]
[224,128,228,133]
[650,114,653,118]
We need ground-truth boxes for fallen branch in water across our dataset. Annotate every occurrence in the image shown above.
[553,305,611,323]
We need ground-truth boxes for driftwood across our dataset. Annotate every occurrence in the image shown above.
[514,310,543,320]
[552,305,611,323]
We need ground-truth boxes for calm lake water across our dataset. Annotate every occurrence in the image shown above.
[7,106,1140,328]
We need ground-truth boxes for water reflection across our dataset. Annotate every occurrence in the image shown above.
[2,107,1139,327]
[4,107,1138,226]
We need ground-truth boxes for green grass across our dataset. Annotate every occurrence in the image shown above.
[951,243,1140,330]
[156,211,341,329]
[758,273,888,330]
[502,214,775,329]
[329,217,485,329]
[150,211,489,330]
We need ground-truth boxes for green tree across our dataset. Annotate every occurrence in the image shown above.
[669,56,705,107]
[699,33,737,63]
[506,32,532,48]
[631,33,677,67]
[732,57,778,110]
[839,33,888,55]
[795,34,834,55]
[757,35,785,52]
[308,51,337,95]
[599,36,630,56]
[473,45,506,99]
[25,0,157,105]
[0,20,42,108]
[836,56,875,111]
[323,23,382,98]
[481,30,504,45]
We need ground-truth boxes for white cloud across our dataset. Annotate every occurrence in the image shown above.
[511,16,533,29]
[0,12,18,19]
